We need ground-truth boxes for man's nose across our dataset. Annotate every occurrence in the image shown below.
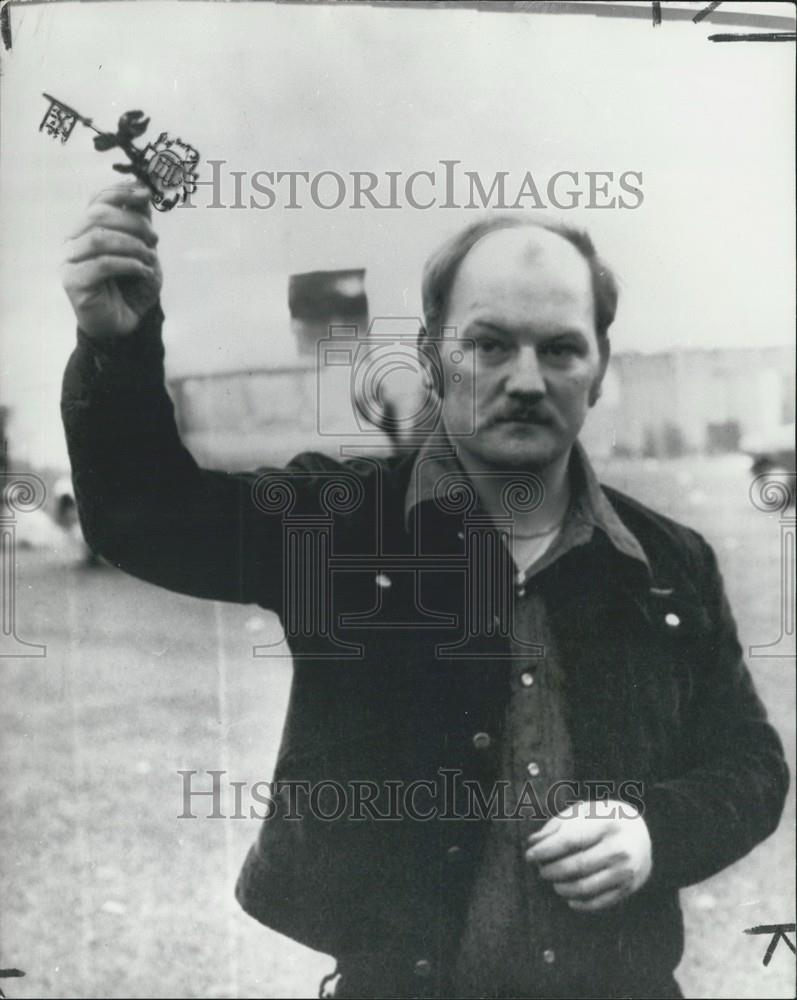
[504,346,545,397]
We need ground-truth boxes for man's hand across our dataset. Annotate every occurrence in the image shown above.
[61,182,162,338]
[525,799,652,912]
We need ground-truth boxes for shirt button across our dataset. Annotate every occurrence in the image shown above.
[520,672,534,687]
[527,761,541,777]
[472,732,491,750]
[414,959,432,978]
[664,612,680,627]
[542,948,556,965]
[516,586,527,598]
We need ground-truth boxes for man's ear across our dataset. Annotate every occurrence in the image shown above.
[588,336,610,407]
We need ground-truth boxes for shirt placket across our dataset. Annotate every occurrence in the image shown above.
[507,575,574,979]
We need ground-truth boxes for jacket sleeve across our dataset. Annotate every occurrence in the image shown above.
[642,538,790,890]
[61,303,306,612]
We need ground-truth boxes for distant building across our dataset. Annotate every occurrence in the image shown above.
[582,345,795,459]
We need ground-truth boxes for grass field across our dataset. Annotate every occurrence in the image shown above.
[1,454,794,999]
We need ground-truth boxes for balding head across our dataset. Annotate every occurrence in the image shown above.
[421,216,618,343]
[448,226,595,343]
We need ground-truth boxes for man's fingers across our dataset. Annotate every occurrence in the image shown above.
[63,255,158,292]
[528,817,562,844]
[89,183,153,217]
[65,229,158,267]
[536,842,617,884]
[551,864,630,901]
[526,819,606,865]
[68,204,159,246]
[62,184,162,337]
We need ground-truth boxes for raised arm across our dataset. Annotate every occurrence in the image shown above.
[60,183,285,609]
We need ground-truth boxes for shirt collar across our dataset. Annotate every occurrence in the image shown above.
[404,435,651,575]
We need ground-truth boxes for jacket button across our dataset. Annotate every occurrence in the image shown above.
[542,948,556,964]
[414,959,432,978]
[375,573,392,589]
[472,732,491,750]
[664,612,680,627]
[527,761,541,777]
[520,672,534,687]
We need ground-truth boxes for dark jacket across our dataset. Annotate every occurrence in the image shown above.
[62,305,788,999]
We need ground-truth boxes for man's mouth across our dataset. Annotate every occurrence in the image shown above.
[495,413,551,426]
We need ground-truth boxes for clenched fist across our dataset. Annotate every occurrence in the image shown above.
[61,182,162,338]
[526,799,653,912]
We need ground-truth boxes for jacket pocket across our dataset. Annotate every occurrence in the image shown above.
[622,589,712,780]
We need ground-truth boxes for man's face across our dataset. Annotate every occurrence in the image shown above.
[436,227,609,471]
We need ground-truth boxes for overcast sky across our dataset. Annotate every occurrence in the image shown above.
[1,1,794,466]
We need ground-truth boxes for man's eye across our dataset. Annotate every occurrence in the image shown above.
[542,342,579,358]
[476,338,505,355]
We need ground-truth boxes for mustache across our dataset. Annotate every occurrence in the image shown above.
[490,405,552,424]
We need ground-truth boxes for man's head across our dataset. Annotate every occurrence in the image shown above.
[419,217,618,471]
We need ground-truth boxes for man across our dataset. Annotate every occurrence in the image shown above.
[61,184,788,999]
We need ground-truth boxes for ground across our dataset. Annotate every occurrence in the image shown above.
[1,454,794,999]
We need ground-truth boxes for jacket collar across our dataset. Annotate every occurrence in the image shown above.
[404,435,652,578]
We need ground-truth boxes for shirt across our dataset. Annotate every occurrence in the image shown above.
[405,438,650,998]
